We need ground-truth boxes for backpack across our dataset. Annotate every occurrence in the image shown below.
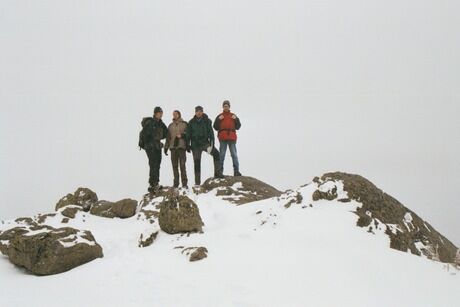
[138,117,153,150]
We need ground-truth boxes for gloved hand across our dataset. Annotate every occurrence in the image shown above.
[164,148,168,156]
[186,145,191,153]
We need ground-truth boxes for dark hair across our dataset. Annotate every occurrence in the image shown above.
[223,100,230,107]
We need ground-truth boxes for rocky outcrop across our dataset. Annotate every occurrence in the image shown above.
[312,172,459,264]
[55,187,98,212]
[201,176,282,205]
[61,206,83,219]
[159,193,203,234]
[0,224,103,275]
[90,199,138,219]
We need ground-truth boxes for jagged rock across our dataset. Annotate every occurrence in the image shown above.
[158,194,203,234]
[90,199,138,219]
[55,188,98,212]
[61,206,82,219]
[0,225,103,275]
[201,176,282,205]
[313,172,459,264]
[281,190,304,208]
[36,213,56,224]
[138,231,159,248]
[181,247,208,262]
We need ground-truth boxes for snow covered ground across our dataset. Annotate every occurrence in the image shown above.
[0,182,459,307]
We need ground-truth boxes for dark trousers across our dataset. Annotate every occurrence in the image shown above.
[171,149,188,187]
[146,148,162,186]
[192,146,220,185]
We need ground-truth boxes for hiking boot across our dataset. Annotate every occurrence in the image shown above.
[214,170,224,179]
[234,171,242,177]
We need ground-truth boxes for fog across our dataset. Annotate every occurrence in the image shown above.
[1,0,459,244]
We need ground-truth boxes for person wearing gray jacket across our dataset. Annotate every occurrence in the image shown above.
[164,110,188,188]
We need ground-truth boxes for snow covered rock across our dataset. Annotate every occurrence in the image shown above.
[0,224,103,275]
[312,172,458,263]
[55,187,98,212]
[90,199,138,219]
[201,176,282,205]
[158,194,204,234]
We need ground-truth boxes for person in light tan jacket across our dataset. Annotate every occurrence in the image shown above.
[164,110,188,188]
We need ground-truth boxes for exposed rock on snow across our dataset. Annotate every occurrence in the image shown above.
[159,193,204,234]
[312,172,458,264]
[0,223,103,275]
[61,205,82,219]
[90,199,138,219]
[201,176,282,205]
[180,246,208,262]
[138,231,159,248]
[55,187,98,212]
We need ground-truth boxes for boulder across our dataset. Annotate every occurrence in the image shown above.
[55,187,98,212]
[201,176,282,205]
[159,194,203,234]
[0,225,103,275]
[313,172,459,264]
[90,199,138,219]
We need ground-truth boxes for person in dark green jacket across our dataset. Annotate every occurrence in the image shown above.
[138,106,168,192]
[186,106,223,186]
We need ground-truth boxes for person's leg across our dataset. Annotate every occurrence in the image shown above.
[211,146,222,177]
[192,149,202,185]
[229,141,240,175]
[178,149,188,187]
[146,149,156,186]
[219,141,228,174]
[152,148,162,186]
[171,149,180,188]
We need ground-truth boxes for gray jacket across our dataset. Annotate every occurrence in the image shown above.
[165,118,188,150]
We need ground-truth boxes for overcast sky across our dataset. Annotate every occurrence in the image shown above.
[1,0,459,244]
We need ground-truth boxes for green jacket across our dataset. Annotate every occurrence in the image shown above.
[186,114,215,150]
[139,117,168,151]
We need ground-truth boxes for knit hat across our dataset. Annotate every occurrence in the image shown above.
[223,100,231,107]
[195,106,204,112]
[154,106,163,114]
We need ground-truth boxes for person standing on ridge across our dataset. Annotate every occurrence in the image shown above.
[164,110,188,189]
[186,106,223,187]
[213,100,242,176]
[138,106,168,193]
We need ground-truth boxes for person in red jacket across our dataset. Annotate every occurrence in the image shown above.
[213,100,242,176]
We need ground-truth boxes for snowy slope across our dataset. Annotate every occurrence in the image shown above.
[0,180,459,307]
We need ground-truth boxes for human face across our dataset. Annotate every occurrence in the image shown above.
[173,111,180,120]
[195,110,203,118]
[223,104,230,112]
[154,111,163,120]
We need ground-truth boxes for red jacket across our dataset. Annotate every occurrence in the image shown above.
[213,111,241,142]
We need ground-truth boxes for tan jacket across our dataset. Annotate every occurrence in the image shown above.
[165,118,188,150]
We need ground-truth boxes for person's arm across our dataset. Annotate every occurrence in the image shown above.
[164,126,171,150]
[185,122,192,149]
[207,118,215,146]
[161,123,168,140]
